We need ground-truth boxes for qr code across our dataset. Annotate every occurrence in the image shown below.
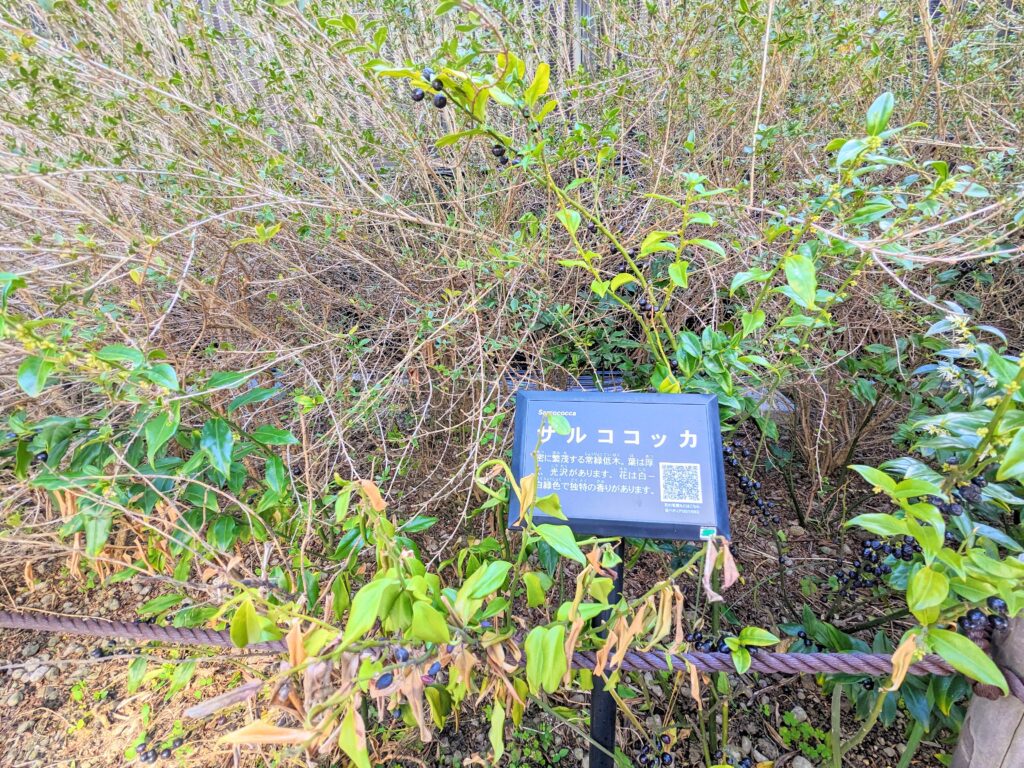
[659,462,703,504]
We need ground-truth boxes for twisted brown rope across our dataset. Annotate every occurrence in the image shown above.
[2,610,1022,700]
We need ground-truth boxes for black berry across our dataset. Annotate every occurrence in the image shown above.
[395,647,410,662]
[660,734,670,745]
[411,88,425,102]
[432,93,447,109]
[988,596,1008,615]
[375,672,394,689]
[989,614,1009,632]
[660,753,673,765]
[160,749,171,759]
[491,144,505,157]
[431,78,444,91]
[171,738,183,748]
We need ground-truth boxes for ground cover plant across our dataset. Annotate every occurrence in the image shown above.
[0,0,1023,766]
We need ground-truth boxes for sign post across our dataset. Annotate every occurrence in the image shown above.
[509,391,730,767]
[589,537,625,768]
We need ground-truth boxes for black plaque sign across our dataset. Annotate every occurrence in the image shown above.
[509,391,730,541]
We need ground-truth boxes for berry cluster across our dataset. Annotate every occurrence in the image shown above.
[958,596,1009,635]
[491,143,510,166]
[722,443,780,527]
[373,647,446,691]
[795,629,820,651]
[410,69,447,109]
[683,630,734,654]
[135,734,184,763]
[833,538,898,594]
[636,734,673,766]
[711,750,754,767]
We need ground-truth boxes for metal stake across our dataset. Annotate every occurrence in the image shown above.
[589,537,626,768]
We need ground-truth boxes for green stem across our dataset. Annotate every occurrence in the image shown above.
[840,689,887,757]
[895,720,925,768]
[830,685,843,768]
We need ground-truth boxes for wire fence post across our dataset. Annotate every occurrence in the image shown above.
[589,537,626,768]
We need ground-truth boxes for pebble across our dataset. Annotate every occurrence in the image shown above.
[42,685,60,702]
[791,758,816,768]
[740,736,752,756]
[105,598,121,611]
[63,643,86,658]
[16,721,32,734]
[26,665,49,684]
[21,642,40,658]
[755,738,779,759]
[790,705,808,723]
[883,746,897,758]
[5,690,24,707]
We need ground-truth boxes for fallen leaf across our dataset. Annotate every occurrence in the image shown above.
[219,722,317,745]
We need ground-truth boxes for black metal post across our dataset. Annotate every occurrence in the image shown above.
[589,537,626,768]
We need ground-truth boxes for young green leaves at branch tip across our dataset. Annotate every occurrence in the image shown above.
[724,627,779,674]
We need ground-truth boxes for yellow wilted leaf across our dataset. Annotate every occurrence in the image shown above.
[884,632,920,692]
[642,588,673,651]
[220,722,317,745]
[687,661,703,711]
[286,621,306,669]
[518,473,537,514]
[358,480,387,512]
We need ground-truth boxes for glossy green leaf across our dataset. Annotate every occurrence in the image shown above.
[143,363,179,390]
[783,252,817,309]
[97,344,144,367]
[489,700,505,762]
[524,62,550,107]
[535,493,566,520]
[997,429,1024,482]
[228,387,279,412]
[200,418,234,477]
[668,260,689,288]
[849,465,897,493]
[338,706,371,768]
[846,513,908,537]
[535,524,586,564]
[865,92,895,135]
[17,357,53,397]
[555,208,581,236]
[341,577,400,648]
[410,601,451,644]
[524,571,552,607]
[907,566,949,620]
[467,560,513,599]
[738,627,779,647]
[928,628,1007,694]
[548,414,570,435]
[145,403,180,465]
[251,425,299,446]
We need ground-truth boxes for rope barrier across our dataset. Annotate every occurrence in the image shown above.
[2,609,1022,701]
